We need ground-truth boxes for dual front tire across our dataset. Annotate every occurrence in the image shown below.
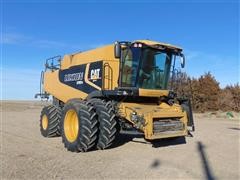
[61,100,98,152]
[40,99,118,152]
[88,99,118,150]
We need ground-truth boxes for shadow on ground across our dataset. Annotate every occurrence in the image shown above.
[110,131,144,149]
[197,141,215,180]
[151,137,186,148]
[110,131,187,149]
[228,127,240,131]
[150,159,161,169]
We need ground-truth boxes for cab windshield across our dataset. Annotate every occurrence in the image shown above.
[121,47,172,89]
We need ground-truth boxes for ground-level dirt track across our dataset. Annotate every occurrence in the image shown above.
[1,101,240,179]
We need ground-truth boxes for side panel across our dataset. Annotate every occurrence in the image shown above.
[44,61,103,103]
[44,70,88,103]
[59,61,103,93]
[61,45,117,70]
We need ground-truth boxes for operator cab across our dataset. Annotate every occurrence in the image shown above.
[114,40,185,92]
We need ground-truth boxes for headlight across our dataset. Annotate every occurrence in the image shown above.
[131,112,138,122]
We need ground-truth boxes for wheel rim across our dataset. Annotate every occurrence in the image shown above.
[64,109,79,143]
[42,114,48,130]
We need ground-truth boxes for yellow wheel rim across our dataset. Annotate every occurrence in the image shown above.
[42,114,48,130]
[64,109,79,143]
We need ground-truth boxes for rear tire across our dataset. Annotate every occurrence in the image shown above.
[61,100,98,152]
[89,99,118,150]
[40,105,61,137]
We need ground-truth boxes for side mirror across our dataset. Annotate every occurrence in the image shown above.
[180,54,185,68]
[114,42,121,59]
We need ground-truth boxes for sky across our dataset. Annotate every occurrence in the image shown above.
[1,0,239,100]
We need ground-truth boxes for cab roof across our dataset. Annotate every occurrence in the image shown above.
[133,39,183,52]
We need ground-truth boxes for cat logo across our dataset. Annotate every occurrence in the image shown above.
[90,69,101,81]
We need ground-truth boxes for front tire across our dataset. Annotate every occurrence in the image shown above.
[89,99,118,150]
[61,100,98,152]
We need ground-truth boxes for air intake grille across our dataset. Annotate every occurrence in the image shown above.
[153,118,184,133]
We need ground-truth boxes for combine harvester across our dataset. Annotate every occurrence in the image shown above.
[36,40,194,152]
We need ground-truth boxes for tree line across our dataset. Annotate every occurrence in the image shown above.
[171,72,240,112]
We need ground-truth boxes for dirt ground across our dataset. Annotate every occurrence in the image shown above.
[1,101,240,179]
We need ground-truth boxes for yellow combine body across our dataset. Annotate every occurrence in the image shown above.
[36,40,194,152]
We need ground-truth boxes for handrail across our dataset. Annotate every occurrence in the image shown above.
[35,55,61,99]
[34,70,49,99]
[45,55,61,72]
[103,63,113,90]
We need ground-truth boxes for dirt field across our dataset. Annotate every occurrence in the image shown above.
[1,101,240,179]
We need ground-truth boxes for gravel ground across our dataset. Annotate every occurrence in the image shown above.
[1,101,240,179]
